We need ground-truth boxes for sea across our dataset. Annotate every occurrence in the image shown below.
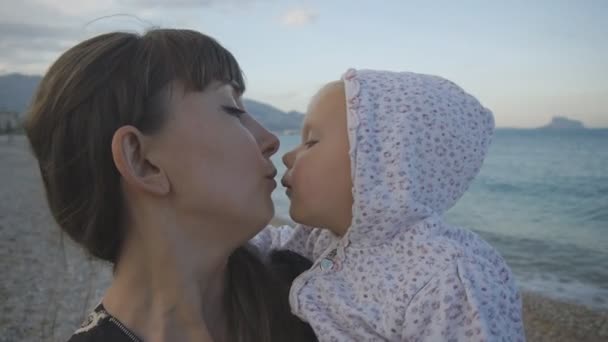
[270,129,608,310]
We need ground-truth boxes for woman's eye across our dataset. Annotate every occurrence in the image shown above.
[221,105,246,118]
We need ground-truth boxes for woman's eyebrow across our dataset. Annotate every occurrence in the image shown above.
[229,80,244,96]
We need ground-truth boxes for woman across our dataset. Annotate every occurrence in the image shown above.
[25,29,315,341]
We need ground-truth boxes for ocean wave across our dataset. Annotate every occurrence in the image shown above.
[516,272,608,310]
[478,178,608,199]
[474,229,608,288]
[580,205,608,223]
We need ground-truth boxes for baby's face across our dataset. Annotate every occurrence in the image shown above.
[281,81,353,235]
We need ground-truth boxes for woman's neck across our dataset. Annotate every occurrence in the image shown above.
[103,219,230,342]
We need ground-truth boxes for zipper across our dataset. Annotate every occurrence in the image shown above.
[109,317,142,342]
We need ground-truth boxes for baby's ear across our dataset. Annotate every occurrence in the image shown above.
[111,125,170,195]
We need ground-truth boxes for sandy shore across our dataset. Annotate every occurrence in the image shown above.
[1,135,607,342]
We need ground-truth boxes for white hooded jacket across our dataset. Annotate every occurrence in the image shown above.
[253,69,525,341]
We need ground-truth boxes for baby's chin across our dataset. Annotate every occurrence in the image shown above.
[288,204,317,227]
[288,205,333,232]
[288,205,305,224]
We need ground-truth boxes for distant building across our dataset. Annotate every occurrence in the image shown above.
[0,110,20,133]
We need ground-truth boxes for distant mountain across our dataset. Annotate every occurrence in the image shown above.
[0,74,42,113]
[539,116,586,130]
[242,99,303,133]
[0,73,302,133]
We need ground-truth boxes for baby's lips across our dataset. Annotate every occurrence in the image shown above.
[280,175,291,189]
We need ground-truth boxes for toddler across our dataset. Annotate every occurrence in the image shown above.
[254,69,525,341]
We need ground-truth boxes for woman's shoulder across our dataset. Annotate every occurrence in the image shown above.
[67,303,141,342]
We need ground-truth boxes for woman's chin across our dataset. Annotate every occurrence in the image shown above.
[251,202,275,230]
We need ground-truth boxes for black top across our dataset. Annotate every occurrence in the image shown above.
[67,250,316,342]
[67,303,142,342]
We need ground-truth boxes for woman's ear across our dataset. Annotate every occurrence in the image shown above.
[111,125,170,196]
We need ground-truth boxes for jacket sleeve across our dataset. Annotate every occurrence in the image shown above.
[250,224,338,261]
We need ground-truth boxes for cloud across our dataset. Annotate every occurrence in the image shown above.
[124,0,247,8]
[280,8,318,27]
[0,22,75,40]
[0,0,269,74]
[128,0,260,5]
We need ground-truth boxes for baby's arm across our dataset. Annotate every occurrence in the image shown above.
[401,261,524,342]
[250,221,337,261]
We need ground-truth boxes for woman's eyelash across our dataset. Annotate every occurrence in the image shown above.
[221,105,246,118]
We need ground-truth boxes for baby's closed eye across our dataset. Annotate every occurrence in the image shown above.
[303,140,319,148]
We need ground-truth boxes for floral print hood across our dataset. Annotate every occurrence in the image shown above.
[342,68,495,246]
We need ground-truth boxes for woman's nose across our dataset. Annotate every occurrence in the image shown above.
[247,114,280,158]
[260,130,280,158]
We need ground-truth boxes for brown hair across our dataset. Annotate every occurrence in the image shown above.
[25,29,315,342]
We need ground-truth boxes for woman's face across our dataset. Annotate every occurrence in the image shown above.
[150,81,279,245]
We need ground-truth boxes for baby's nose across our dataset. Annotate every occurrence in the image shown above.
[282,149,295,168]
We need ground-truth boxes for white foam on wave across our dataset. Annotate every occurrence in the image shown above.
[516,272,608,310]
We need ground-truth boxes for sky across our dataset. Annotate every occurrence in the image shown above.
[0,0,606,128]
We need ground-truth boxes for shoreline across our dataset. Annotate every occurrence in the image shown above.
[271,217,608,310]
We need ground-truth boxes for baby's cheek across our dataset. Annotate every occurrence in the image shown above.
[295,165,324,200]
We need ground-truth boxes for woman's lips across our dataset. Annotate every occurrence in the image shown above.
[267,178,277,190]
